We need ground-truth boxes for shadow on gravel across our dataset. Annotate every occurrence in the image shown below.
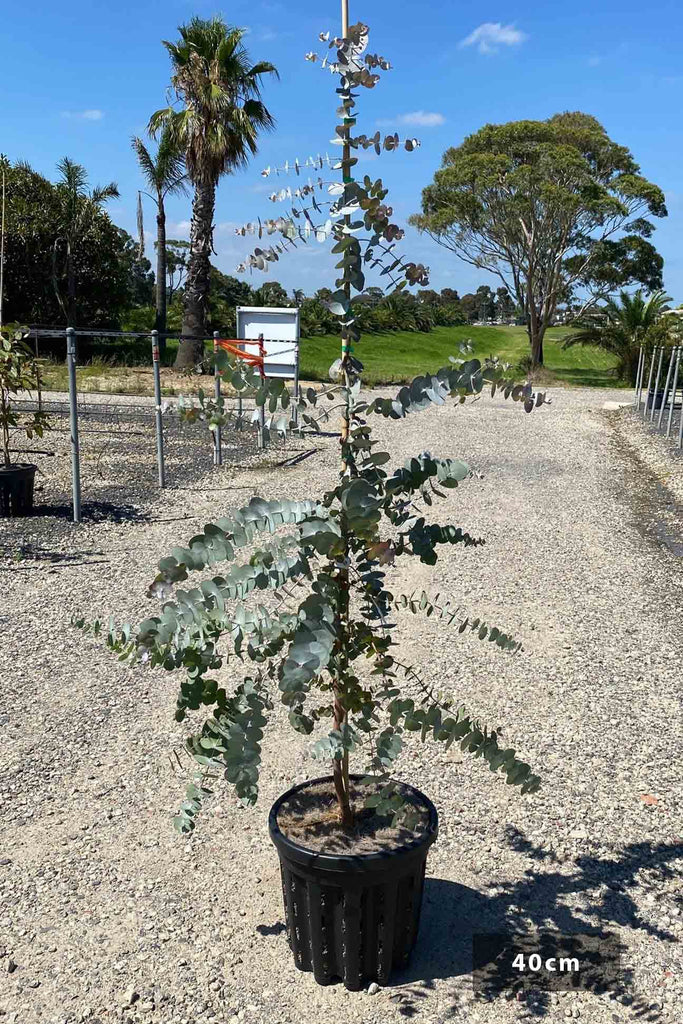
[29,500,150,524]
[0,541,107,566]
[392,832,683,1019]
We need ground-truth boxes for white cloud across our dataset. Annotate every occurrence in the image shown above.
[398,111,446,127]
[377,110,445,129]
[459,22,527,55]
[61,109,104,121]
[167,220,191,238]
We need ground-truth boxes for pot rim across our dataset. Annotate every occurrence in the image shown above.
[268,774,438,872]
[0,462,38,475]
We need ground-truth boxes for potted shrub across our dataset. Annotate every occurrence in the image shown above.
[77,18,549,990]
[0,324,50,517]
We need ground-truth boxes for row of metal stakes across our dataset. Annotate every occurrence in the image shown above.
[633,344,683,447]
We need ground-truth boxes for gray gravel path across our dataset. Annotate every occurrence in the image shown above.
[1,387,682,1024]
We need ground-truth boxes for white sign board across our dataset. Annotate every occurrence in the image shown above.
[235,306,300,380]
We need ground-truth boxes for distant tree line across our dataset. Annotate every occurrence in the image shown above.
[0,157,519,343]
[123,272,524,339]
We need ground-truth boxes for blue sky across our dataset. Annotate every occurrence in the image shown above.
[3,1,682,302]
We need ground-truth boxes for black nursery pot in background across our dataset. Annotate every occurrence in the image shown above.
[0,463,36,517]
[268,776,439,991]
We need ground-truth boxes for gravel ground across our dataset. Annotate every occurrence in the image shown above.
[1,386,682,1024]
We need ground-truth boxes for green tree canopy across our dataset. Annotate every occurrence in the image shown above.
[253,280,291,307]
[0,157,146,327]
[410,112,667,365]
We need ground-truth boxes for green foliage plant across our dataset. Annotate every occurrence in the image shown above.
[563,288,672,384]
[0,325,50,468]
[79,23,549,834]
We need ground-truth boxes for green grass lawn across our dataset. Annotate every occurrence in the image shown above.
[300,325,624,388]
[37,324,624,394]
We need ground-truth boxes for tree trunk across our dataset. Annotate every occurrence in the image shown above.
[332,695,354,828]
[155,201,167,359]
[527,319,545,367]
[175,180,215,370]
[530,332,544,367]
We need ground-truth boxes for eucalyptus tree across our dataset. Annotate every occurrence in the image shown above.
[563,289,671,383]
[52,157,119,326]
[149,16,278,369]
[132,131,188,355]
[79,22,549,834]
[410,113,667,366]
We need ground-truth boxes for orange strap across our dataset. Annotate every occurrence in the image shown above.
[214,338,264,369]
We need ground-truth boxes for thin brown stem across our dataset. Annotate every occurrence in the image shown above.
[1,387,10,467]
[329,9,356,830]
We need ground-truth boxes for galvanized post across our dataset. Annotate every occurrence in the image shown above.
[213,331,222,466]
[66,327,81,524]
[643,347,656,419]
[258,333,266,450]
[634,346,644,411]
[151,330,166,488]
[650,347,664,423]
[666,347,680,439]
[293,339,300,427]
[33,328,43,414]
[657,348,676,430]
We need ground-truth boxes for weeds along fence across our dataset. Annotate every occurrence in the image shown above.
[633,344,683,450]
[22,327,301,523]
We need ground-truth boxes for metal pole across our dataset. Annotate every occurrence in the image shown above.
[643,347,656,419]
[151,330,165,488]
[258,332,266,450]
[657,348,675,430]
[66,327,81,523]
[213,331,223,466]
[341,0,349,36]
[634,346,644,410]
[651,346,663,421]
[293,339,300,427]
[678,361,683,449]
[34,328,43,415]
[666,347,680,439]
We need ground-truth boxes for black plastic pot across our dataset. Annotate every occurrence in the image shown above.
[268,776,438,990]
[0,463,36,517]
[645,389,665,411]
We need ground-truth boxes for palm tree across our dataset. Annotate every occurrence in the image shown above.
[131,130,188,356]
[563,289,672,384]
[149,16,278,369]
[52,157,119,326]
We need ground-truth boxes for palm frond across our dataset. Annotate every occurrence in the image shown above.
[158,16,278,186]
[131,136,158,190]
[56,157,87,197]
[90,182,119,205]
[137,191,145,258]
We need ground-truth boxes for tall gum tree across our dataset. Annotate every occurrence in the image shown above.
[410,112,667,366]
[150,16,278,370]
